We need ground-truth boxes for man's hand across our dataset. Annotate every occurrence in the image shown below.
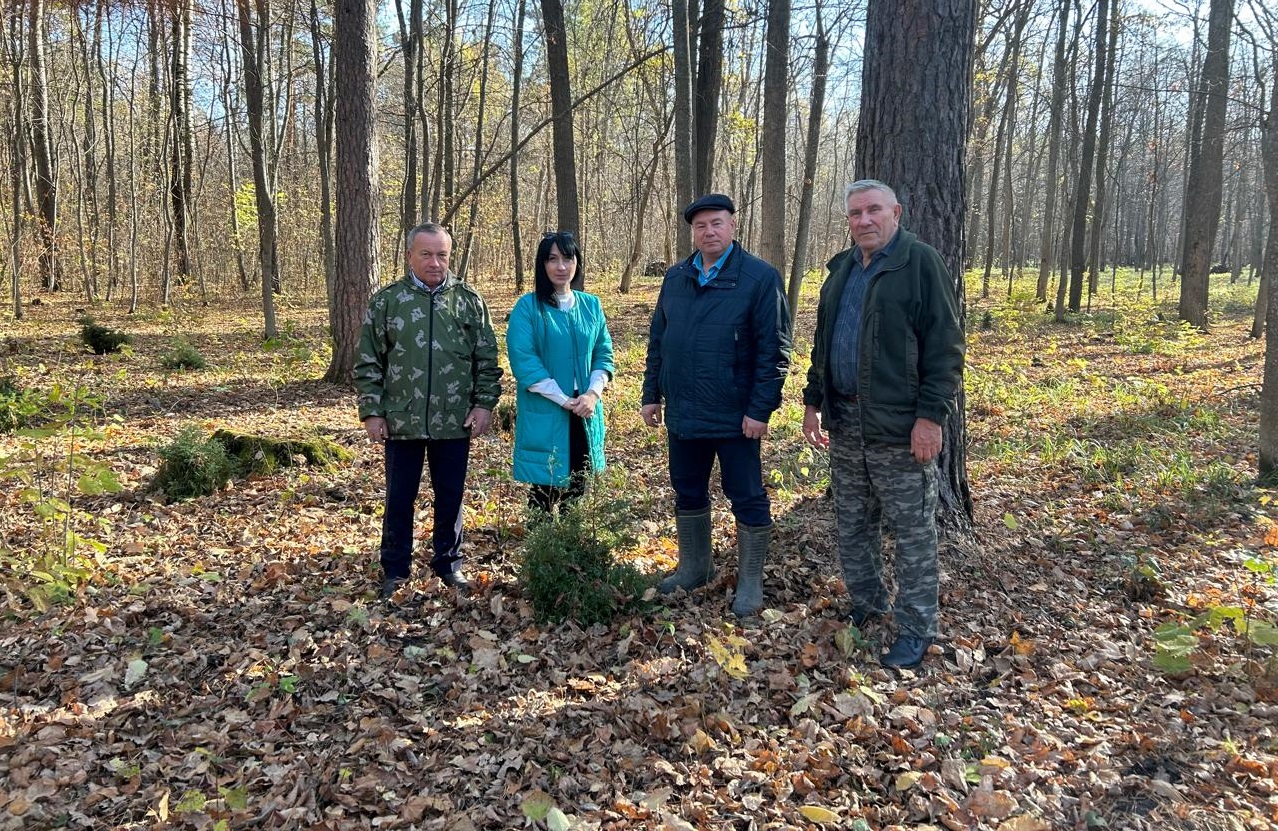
[465,407,492,437]
[742,415,768,440]
[566,391,599,419]
[364,416,388,443]
[641,403,662,428]
[801,406,828,449]
[910,417,943,463]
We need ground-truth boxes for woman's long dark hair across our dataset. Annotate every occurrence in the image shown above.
[534,231,583,306]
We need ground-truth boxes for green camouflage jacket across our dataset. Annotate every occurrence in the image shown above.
[354,274,502,440]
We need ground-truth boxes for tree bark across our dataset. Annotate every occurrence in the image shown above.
[540,0,581,276]
[170,0,195,288]
[1178,0,1235,329]
[28,0,60,292]
[309,0,337,337]
[1067,0,1109,313]
[692,0,724,195]
[509,0,527,292]
[758,0,790,272]
[236,0,279,338]
[787,15,829,323]
[325,0,379,384]
[672,0,693,253]
[1258,53,1278,475]
[856,0,975,534]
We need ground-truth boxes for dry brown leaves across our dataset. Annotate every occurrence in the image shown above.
[0,292,1275,830]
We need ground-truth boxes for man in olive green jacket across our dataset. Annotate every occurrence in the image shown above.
[801,180,964,669]
[355,222,502,599]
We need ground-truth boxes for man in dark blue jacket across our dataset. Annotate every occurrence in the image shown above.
[801,180,964,669]
[641,193,793,618]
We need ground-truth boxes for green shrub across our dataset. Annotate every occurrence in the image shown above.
[160,338,207,370]
[152,426,233,500]
[0,376,43,433]
[80,317,132,355]
[518,498,651,626]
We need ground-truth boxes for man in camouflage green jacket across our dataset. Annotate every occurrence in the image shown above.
[355,222,502,599]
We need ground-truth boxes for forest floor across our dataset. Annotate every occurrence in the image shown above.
[1,273,1276,831]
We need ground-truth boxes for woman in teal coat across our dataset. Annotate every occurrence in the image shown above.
[506,231,615,512]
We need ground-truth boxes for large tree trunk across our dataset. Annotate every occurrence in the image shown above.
[856,0,975,534]
[758,0,789,272]
[325,0,379,384]
[671,0,693,253]
[1178,0,1235,329]
[787,15,829,323]
[28,0,60,292]
[540,0,581,277]
[236,0,279,339]
[692,0,723,195]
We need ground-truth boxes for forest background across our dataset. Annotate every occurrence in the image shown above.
[3,0,1278,829]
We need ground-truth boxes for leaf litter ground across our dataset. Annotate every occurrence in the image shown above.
[1,284,1275,830]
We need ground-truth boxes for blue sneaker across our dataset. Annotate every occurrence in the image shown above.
[881,635,933,669]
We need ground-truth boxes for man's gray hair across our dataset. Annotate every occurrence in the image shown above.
[406,222,452,248]
[844,179,898,212]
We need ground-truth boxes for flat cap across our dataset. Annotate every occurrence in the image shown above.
[683,193,736,224]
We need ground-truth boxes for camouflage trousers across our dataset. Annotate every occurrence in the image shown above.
[826,396,939,638]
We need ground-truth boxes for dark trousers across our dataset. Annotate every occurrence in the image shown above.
[667,434,770,527]
[380,437,470,579]
[528,411,590,513]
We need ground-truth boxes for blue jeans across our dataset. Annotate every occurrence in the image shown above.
[380,437,470,579]
[667,435,770,527]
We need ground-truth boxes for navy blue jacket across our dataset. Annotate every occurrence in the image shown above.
[642,244,793,438]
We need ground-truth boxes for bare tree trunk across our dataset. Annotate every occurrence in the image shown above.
[619,116,671,293]
[236,0,279,338]
[672,0,693,253]
[170,0,195,289]
[395,0,421,245]
[692,0,724,195]
[509,0,527,292]
[309,0,336,331]
[28,0,60,292]
[1086,1,1120,299]
[1067,0,1109,313]
[219,0,251,293]
[857,0,975,534]
[758,0,790,271]
[541,0,581,270]
[1258,50,1278,474]
[325,0,379,384]
[95,5,120,301]
[457,0,496,282]
[6,0,24,320]
[787,14,829,322]
[1179,0,1234,329]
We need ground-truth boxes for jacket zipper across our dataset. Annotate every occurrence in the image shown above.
[425,288,436,438]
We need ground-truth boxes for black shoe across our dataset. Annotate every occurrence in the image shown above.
[881,635,933,669]
[439,570,470,593]
[380,577,407,601]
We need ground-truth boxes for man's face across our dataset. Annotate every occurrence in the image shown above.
[690,210,736,261]
[407,230,452,287]
[846,189,902,258]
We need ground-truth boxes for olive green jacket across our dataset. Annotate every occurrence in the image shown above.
[354,274,502,440]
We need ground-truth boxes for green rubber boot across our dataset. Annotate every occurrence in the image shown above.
[658,507,714,594]
[731,522,771,618]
